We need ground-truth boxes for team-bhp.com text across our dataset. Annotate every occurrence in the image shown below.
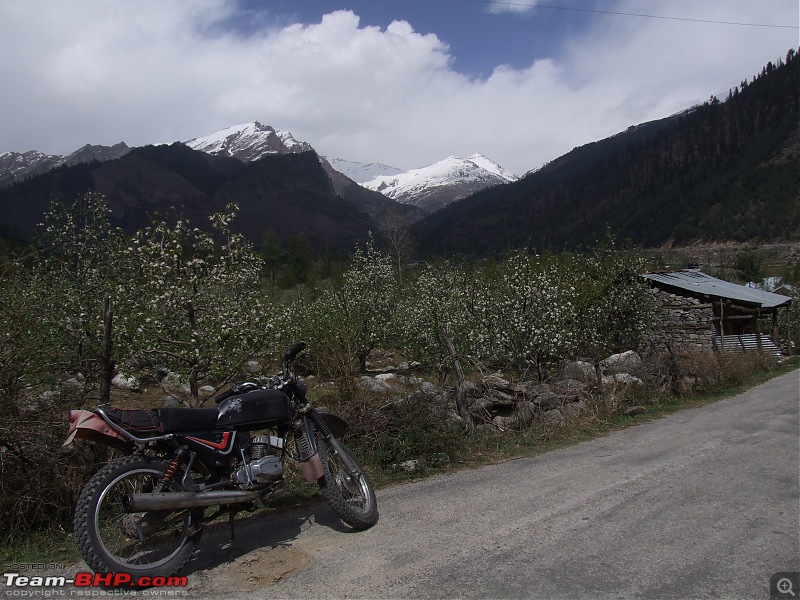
[4,572,187,593]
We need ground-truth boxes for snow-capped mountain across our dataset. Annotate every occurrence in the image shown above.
[362,154,518,214]
[0,143,130,188]
[185,121,313,162]
[325,157,404,184]
[1,120,517,218]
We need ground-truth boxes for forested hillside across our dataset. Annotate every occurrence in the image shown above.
[415,50,799,256]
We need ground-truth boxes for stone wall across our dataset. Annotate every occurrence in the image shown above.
[647,288,714,354]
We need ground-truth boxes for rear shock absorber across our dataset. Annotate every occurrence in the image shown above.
[157,447,190,491]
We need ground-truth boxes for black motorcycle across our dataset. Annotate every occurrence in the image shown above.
[65,342,378,579]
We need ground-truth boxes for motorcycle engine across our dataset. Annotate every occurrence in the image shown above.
[232,435,284,485]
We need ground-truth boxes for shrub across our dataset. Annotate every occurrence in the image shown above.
[0,402,107,543]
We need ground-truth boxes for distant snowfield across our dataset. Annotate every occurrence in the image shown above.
[325,157,404,184]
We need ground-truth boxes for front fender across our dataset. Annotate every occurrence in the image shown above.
[315,408,349,439]
[63,410,127,447]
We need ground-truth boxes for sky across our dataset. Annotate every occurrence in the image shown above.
[0,0,797,176]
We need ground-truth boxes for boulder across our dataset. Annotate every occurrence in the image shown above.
[561,361,596,384]
[514,381,550,398]
[245,360,261,374]
[399,460,418,472]
[482,373,514,394]
[601,350,642,373]
[418,380,437,395]
[554,379,585,390]
[516,401,537,426]
[64,377,83,389]
[563,400,586,418]
[542,409,565,427]
[468,396,495,415]
[601,373,643,386]
[463,380,481,398]
[492,414,516,429]
[534,391,560,410]
[162,371,191,395]
[358,376,391,393]
[486,388,516,406]
[112,373,140,391]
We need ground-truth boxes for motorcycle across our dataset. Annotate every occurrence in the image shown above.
[64,342,378,579]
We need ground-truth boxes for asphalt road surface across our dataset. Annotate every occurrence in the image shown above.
[179,368,799,599]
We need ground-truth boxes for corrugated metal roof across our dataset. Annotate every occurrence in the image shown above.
[642,270,792,309]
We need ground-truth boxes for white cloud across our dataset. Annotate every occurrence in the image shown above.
[0,0,796,176]
[485,0,540,15]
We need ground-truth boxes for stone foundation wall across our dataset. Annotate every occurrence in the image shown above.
[647,289,714,354]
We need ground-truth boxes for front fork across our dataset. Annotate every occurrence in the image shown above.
[295,411,362,484]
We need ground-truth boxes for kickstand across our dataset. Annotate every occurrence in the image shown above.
[228,510,237,541]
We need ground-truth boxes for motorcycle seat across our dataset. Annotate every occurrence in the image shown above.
[100,406,161,433]
[99,405,219,434]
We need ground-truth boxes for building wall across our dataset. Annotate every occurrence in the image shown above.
[647,289,714,354]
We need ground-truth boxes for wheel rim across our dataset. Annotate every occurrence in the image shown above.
[327,449,373,514]
[94,467,192,571]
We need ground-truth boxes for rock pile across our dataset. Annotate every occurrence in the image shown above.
[353,349,647,432]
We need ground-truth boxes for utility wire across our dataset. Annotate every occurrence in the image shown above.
[464,0,800,29]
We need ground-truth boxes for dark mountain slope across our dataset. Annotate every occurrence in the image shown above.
[0,146,377,252]
[212,152,376,250]
[415,50,800,257]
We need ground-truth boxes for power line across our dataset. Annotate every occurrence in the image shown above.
[464,0,800,29]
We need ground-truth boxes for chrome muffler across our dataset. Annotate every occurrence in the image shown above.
[124,490,257,512]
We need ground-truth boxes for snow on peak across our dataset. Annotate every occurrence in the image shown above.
[361,154,517,213]
[362,154,516,196]
[185,121,314,162]
[467,153,518,182]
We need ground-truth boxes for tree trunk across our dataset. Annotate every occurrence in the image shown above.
[99,295,114,404]
[440,325,473,432]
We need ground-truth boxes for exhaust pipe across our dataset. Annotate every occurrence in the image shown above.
[124,490,258,512]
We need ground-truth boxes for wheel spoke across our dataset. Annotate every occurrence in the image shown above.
[94,467,192,570]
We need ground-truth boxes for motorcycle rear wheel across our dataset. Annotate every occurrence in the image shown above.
[318,438,378,530]
[74,455,202,579]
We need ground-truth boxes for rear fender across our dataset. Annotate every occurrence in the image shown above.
[63,410,128,447]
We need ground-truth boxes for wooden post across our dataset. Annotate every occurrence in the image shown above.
[771,311,779,345]
[755,311,763,351]
[440,324,473,432]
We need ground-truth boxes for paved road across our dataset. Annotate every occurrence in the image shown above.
[180,368,800,599]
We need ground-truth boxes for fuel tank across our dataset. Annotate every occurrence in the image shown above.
[216,388,291,430]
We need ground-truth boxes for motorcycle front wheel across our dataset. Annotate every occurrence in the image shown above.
[74,455,202,578]
[318,438,378,530]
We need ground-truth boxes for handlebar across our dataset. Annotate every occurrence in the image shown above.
[284,342,307,363]
[214,343,307,404]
